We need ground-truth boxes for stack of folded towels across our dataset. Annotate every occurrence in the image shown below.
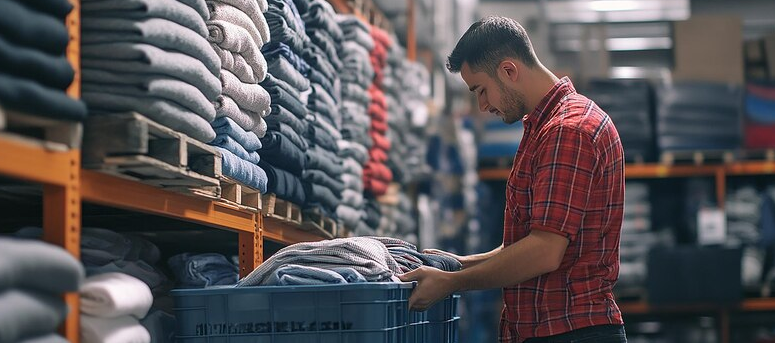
[80,272,153,343]
[205,0,272,192]
[80,0,220,143]
[364,25,393,198]
[0,0,86,121]
[0,237,84,343]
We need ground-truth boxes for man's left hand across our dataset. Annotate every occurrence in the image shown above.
[397,266,460,311]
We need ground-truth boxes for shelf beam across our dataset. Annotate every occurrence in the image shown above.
[263,217,327,245]
[0,135,75,186]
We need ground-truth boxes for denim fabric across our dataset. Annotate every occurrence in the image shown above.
[81,17,220,75]
[338,140,369,165]
[0,237,84,294]
[16,0,73,19]
[82,0,207,38]
[82,78,215,121]
[302,0,343,42]
[364,199,381,228]
[523,325,627,343]
[81,42,220,100]
[259,131,307,176]
[167,253,238,288]
[215,95,262,133]
[266,15,306,55]
[207,21,267,81]
[265,104,308,134]
[309,122,338,151]
[266,0,304,34]
[0,0,69,55]
[307,29,342,70]
[302,169,345,194]
[308,68,336,101]
[302,48,337,82]
[0,290,67,343]
[268,56,310,92]
[0,74,86,122]
[220,69,271,116]
[271,265,367,285]
[208,2,269,48]
[388,246,462,272]
[212,117,263,151]
[311,108,342,139]
[211,135,261,164]
[262,42,311,75]
[265,120,309,150]
[264,80,308,117]
[261,73,302,105]
[304,182,340,211]
[307,146,344,176]
[217,147,269,192]
[0,37,74,90]
[259,160,307,204]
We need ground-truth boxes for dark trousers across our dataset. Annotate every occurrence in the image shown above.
[524,325,627,343]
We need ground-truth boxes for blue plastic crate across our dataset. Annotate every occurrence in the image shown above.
[425,294,459,322]
[423,295,460,343]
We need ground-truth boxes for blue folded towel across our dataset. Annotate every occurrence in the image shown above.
[212,116,262,151]
[211,134,261,164]
[82,0,208,38]
[0,36,74,90]
[0,0,69,54]
[207,20,267,82]
[81,42,221,100]
[81,17,221,75]
[217,147,268,192]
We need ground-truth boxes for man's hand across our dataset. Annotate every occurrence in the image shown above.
[397,266,459,311]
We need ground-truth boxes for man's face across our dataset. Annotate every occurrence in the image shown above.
[461,62,528,124]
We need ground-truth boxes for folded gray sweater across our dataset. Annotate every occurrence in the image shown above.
[178,0,210,20]
[220,69,271,116]
[0,238,84,294]
[212,44,257,83]
[81,42,221,100]
[81,0,208,38]
[0,290,68,343]
[207,20,267,82]
[81,17,221,75]
[215,95,263,132]
[207,1,270,48]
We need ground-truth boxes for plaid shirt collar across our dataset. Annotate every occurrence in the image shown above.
[521,77,576,129]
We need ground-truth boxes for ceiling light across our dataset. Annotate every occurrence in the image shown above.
[589,0,641,12]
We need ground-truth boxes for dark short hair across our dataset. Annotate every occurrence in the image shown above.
[447,16,538,75]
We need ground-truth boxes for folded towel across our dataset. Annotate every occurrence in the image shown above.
[208,0,269,39]
[302,169,345,194]
[0,237,84,293]
[343,157,363,175]
[338,140,369,165]
[217,147,269,192]
[207,20,267,81]
[214,95,264,132]
[16,0,73,19]
[18,334,70,343]
[0,290,68,343]
[207,2,270,47]
[212,44,257,83]
[341,171,364,192]
[81,17,220,75]
[179,0,210,20]
[212,116,262,150]
[81,0,207,38]
[265,120,308,150]
[80,272,153,319]
[220,69,271,115]
[211,134,261,164]
[336,204,364,228]
[81,42,221,100]
[84,93,217,143]
[268,56,310,91]
[0,36,74,90]
[82,77,215,122]
[264,85,307,121]
[253,115,268,138]
[311,110,342,140]
[0,73,87,122]
[0,0,69,54]
[81,315,151,343]
[342,188,364,208]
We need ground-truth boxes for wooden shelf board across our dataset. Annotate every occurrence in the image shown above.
[0,134,76,187]
[263,216,327,245]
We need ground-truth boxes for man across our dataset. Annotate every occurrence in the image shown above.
[398,16,626,342]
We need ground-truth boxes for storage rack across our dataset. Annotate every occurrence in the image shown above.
[0,0,415,341]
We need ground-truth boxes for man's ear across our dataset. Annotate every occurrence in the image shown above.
[498,60,519,84]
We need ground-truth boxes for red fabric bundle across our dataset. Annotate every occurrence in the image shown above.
[745,122,775,149]
[371,131,391,151]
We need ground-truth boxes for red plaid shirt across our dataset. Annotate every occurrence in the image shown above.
[499,77,625,342]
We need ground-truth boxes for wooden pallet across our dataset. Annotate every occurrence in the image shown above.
[82,112,222,197]
[739,149,775,162]
[219,177,261,212]
[0,107,83,150]
[301,208,337,239]
[660,150,735,166]
[261,193,302,224]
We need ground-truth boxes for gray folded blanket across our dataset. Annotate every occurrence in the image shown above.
[0,290,68,343]
[212,45,257,83]
[82,0,208,38]
[215,95,263,132]
[207,1,270,47]
[81,17,221,75]
[207,20,267,82]
[220,69,271,115]
[0,238,84,294]
[81,42,221,100]
[178,0,210,20]
[82,74,215,122]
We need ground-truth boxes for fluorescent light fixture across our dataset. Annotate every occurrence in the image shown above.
[589,0,640,12]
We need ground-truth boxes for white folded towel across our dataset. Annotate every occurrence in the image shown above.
[80,272,153,319]
[81,315,151,343]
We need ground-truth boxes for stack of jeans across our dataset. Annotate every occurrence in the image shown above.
[257,0,310,205]
[167,253,239,288]
[744,82,775,148]
[586,79,654,161]
[656,82,742,152]
[80,0,219,143]
[0,237,84,343]
[0,0,86,121]
[335,14,375,233]
[205,0,272,192]
[364,25,393,198]
[295,0,345,217]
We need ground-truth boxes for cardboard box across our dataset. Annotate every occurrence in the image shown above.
[673,15,744,84]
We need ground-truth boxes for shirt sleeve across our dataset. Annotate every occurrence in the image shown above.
[528,125,597,241]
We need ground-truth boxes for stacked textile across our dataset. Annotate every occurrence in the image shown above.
[656,82,742,152]
[295,0,345,217]
[377,192,419,245]
[257,0,311,205]
[726,185,765,290]
[618,182,656,291]
[205,0,272,192]
[0,0,86,121]
[236,236,460,286]
[80,0,219,143]
[364,25,393,198]
[335,14,375,233]
[80,273,153,343]
[744,83,775,148]
[167,252,239,288]
[0,238,84,343]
